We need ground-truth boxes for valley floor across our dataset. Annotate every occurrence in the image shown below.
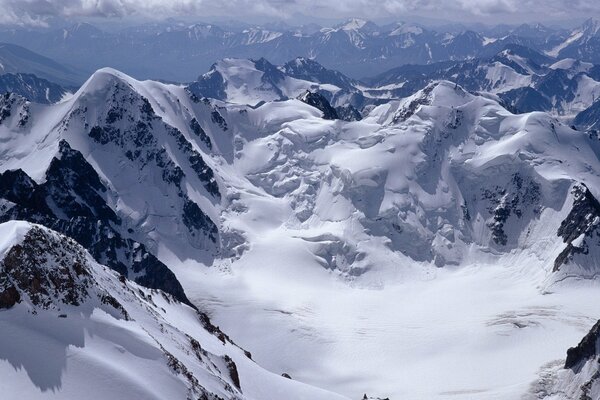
[171,252,600,399]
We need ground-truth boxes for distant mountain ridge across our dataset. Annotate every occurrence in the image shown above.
[0,42,84,87]
[3,18,600,82]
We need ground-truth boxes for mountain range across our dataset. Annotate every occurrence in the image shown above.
[2,13,600,399]
[2,18,600,82]
[0,58,600,398]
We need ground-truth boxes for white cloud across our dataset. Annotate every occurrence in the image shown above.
[0,0,597,25]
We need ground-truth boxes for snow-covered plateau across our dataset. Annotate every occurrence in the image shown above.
[1,61,600,399]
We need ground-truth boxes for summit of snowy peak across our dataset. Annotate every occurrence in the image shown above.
[184,23,227,38]
[61,22,105,41]
[190,57,338,105]
[214,57,257,70]
[389,81,475,123]
[510,22,555,39]
[336,18,378,32]
[76,67,139,97]
[285,56,319,69]
[389,22,424,36]
[0,220,30,257]
[65,22,103,34]
[210,57,282,77]
[252,57,285,77]
[208,57,279,81]
[282,57,358,89]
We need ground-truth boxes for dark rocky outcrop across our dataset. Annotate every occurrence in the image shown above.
[482,173,541,246]
[565,320,600,370]
[0,141,192,306]
[0,226,93,309]
[392,83,436,123]
[554,184,600,272]
[0,92,30,127]
[297,90,339,120]
[223,355,241,390]
[335,104,363,121]
[282,57,358,90]
[186,67,227,101]
[0,224,129,320]
[190,117,213,149]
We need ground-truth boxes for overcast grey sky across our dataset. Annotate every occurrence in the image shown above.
[0,0,598,27]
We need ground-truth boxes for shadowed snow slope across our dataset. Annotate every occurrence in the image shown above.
[0,221,348,400]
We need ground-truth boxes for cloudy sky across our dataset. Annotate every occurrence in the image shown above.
[0,0,598,27]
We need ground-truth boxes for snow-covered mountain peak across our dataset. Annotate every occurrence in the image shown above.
[189,57,358,106]
[388,22,425,36]
[62,22,105,39]
[423,80,473,103]
[69,66,161,126]
[286,56,314,68]
[0,220,30,257]
[336,18,377,32]
[387,80,474,124]
[77,67,135,94]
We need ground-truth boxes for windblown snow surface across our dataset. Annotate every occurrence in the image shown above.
[2,65,600,399]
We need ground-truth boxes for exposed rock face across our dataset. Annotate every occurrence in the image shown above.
[0,225,127,317]
[187,66,228,101]
[391,82,435,123]
[190,117,213,149]
[335,104,363,121]
[554,184,600,272]
[0,141,191,305]
[0,92,30,127]
[565,320,600,370]
[297,90,339,120]
[499,86,553,113]
[534,319,600,400]
[0,285,19,309]
[482,173,542,247]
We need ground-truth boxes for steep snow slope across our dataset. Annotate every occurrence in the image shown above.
[0,68,226,302]
[0,221,348,400]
